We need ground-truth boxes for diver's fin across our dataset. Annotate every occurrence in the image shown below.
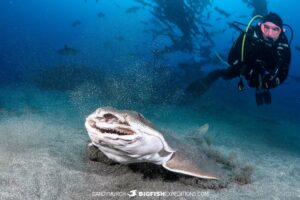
[185,79,208,97]
[255,91,264,106]
[186,70,225,96]
[163,152,220,180]
[263,90,272,104]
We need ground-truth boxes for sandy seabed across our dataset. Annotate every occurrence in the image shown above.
[0,85,299,200]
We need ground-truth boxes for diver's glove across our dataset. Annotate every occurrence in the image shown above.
[263,74,280,89]
[237,78,244,91]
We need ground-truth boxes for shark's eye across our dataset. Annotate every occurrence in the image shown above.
[95,116,105,122]
[103,113,119,123]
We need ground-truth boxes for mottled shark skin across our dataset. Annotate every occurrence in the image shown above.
[85,107,220,180]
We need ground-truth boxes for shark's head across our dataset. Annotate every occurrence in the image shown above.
[85,107,138,144]
[85,107,175,164]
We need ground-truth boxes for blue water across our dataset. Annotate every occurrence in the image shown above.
[0,0,300,199]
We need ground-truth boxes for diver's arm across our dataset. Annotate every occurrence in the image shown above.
[228,28,256,70]
[265,39,291,88]
[228,32,244,67]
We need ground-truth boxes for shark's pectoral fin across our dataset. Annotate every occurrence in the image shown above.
[162,152,220,180]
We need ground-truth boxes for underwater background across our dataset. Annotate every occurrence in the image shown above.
[0,0,299,199]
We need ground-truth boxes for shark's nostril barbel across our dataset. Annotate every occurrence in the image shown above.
[89,120,96,127]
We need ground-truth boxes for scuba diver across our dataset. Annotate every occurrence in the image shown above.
[186,12,292,106]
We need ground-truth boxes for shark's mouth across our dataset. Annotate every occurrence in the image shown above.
[88,112,135,136]
[91,123,134,135]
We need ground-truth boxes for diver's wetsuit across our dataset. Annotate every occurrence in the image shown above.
[187,25,291,105]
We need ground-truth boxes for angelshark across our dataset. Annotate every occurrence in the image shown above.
[57,45,78,56]
[85,107,221,180]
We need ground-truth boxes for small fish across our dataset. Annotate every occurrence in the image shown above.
[57,45,78,56]
[142,29,149,33]
[238,14,248,18]
[150,19,162,27]
[134,0,152,7]
[201,26,215,46]
[243,0,268,16]
[97,12,105,18]
[206,11,211,20]
[289,75,300,83]
[72,20,81,27]
[199,22,214,28]
[103,41,112,48]
[113,1,121,8]
[140,20,149,25]
[227,22,244,32]
[84,0,100,2]
[214,6,230,18]
[125,6,141,14]
[115,36,125,42]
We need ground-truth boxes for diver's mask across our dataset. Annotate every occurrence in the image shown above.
[260,22,282,42]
